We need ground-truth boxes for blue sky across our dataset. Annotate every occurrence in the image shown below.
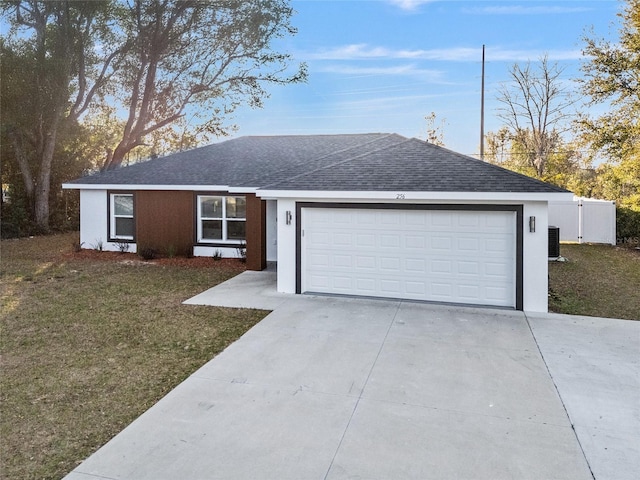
[230,0,622,157]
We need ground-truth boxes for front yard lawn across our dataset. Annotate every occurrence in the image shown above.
[2,235,638,479]
[549,244,640,320]
[0,233,268,480]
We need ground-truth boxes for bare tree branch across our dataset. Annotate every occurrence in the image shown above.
[495,55,578,177]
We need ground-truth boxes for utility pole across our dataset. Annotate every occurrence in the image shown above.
[480,44,485,160]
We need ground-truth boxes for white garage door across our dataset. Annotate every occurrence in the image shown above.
[302,207,516,308]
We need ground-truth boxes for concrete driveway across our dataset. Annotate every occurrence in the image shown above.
[65,271,639,480]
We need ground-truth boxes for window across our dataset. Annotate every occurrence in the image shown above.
[197,195,246,242]
[110,193,134,240]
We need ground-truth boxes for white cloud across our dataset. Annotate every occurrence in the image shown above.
[386,0,435,11]
[307,44,478,61]
[306,44,582,62]
[488,48,583,62]
[319,63,446,81]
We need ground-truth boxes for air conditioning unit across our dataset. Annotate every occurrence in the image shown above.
[548,226,560,258]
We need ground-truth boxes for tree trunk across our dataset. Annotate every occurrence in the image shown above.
[104,143,129,170]
[33,129,58,232]
[10,133,35,207]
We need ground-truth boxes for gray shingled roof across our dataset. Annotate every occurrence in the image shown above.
[68,134,569,193]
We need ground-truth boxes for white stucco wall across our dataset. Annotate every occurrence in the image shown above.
[266,200,278,262]
[521,201,549,312]
[80,189,108,249]
[276,199,297,293]
[193,245,243,258]
[79,189,137,253]
[272,196,554,313]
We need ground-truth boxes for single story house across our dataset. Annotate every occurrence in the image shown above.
[63,133,572,312]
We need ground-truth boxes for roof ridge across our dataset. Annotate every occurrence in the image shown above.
[259,135,410,189]
[244,133,391,139]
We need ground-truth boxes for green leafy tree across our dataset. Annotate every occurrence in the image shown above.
[102,0,307,170]
[1,0,306,232]
[1,0,126,231]
[577,0,640,209]
[485,127,592,193]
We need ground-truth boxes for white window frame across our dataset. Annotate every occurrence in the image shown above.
[109,193,135,241]
[197,195,246,243]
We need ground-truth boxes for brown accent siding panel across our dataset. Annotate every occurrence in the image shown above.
[136,191,194,256]
[245,193,266,271]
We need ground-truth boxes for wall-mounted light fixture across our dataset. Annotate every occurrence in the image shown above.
[286,210,292,225]
[529,216,536,233]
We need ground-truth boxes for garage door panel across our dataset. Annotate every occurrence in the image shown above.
[405,258,426,272]
[485,262,511,277]
[431,260,452,274]
[310,231,330,246]
[333,232,352,246]
[432,283,453,298]
[308,253,329,268]
[486,237,509,252]
[380,234,401,248]
[458,261,479,275]
[380,279,401,294]
[458,284,480,300]
[303,208,516,307]
[406,281,426,294]
[486,286,509,301]
[356,278,376,292]
[355,234,376,248]
[457,213,480,227]
[380,257,401,271]
[431,236,452,250]
[356,255,376,269]
[431,214,452,227]
[333,255,352,268]
[457,237,480,252]
[404,235,426,249]
[379,214,400,226]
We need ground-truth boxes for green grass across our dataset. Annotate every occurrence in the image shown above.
[0,233,268,480]
[2,236,638,479]
[549,244,640,320]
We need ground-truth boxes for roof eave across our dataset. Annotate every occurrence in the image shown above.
[255,190,574,202]
[62,183,259,194]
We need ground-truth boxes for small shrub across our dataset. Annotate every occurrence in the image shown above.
[138,246,158,261]
[617,207,640,246]
[212,249,222,261]
[72,241,84,253]
[236,242,247,263]
[116,241,130,254]
[0,191,34,239]
[91,239,103,251]
[166,244,176,258]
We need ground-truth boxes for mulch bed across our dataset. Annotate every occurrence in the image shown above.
[65,249,248,271]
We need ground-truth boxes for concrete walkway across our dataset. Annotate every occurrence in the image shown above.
[65,272,639,480]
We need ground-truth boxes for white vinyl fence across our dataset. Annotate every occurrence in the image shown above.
[549,197,616,245]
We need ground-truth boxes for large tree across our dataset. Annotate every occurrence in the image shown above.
[494,56,577,178]
[103,0,307,170]
[577,0,640,209]
[1,0,306,231]
[1,0,127,231]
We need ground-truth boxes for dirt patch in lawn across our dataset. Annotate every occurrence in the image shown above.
[1,232,268,480]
